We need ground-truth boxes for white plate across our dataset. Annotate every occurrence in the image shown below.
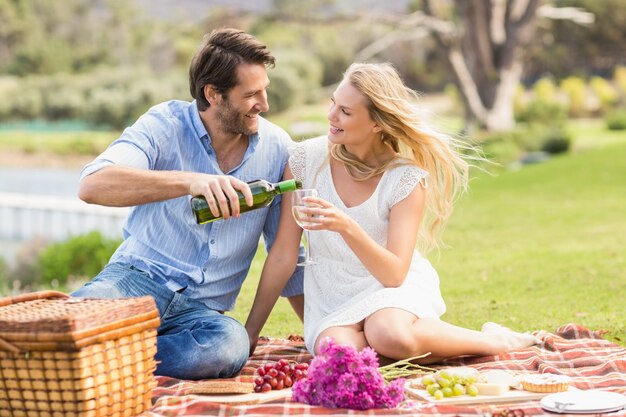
[541,390,626,414]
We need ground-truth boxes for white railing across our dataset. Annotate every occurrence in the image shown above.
[0,192,129,242]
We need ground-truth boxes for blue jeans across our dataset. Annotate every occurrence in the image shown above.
[71,263,249,380]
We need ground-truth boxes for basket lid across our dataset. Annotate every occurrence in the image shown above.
[0,291,159,350]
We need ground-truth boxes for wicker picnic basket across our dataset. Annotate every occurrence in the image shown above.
[0,291,160,417]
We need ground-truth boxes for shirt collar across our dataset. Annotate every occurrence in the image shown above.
[188,99,261,152]
[248,123,260,152]
[189,100,209,141]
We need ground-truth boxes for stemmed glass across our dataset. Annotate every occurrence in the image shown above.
[292,189,318,266]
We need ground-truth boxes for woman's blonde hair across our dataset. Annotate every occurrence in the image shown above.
[333,62,471,252]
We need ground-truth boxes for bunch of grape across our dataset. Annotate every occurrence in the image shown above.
[253,359,309,393]
[421,369,479,400]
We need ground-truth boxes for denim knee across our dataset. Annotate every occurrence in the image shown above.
[156,314,250,380]
[205,319,250,377]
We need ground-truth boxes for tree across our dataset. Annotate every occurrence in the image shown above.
[526,0,626,79]
[0,0,158,75]
[355,0,594,132]
[428,0,546,131]
[0,0,23,71]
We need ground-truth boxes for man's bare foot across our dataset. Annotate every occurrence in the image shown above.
[481,322,541,351]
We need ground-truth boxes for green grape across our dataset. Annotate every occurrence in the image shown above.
[426,383,441,395]
[437,377,451,388]
[465,375,476,384]
[442,387,453,398]
[433,389,444,400]
[422,374,436,386]
[438,370,451,380]
[466,384,479,396]
[452,383,465,396]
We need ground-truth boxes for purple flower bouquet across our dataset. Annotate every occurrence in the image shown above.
[292,338,405,410]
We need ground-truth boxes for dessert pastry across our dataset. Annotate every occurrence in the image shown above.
[520,373,570,393]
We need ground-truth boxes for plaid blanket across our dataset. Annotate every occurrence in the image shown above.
[141,324,626,416]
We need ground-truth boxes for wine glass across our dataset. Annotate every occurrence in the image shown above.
[292,189,319,266]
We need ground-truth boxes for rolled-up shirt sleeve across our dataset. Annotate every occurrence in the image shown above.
[80,142,151,180]
[79,109,165,181]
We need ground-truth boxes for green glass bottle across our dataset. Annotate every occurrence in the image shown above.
[191,179,303,224]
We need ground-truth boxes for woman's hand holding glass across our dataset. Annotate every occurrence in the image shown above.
[292,189,320,266]
[293,196,351,235]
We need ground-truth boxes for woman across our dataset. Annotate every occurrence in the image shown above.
[245,63,538,362]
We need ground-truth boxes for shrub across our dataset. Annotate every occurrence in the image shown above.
[10,87,44,120]
[6,237,49,291]
[513,84,528,118]
[307,25,356,87]
[590,76,618,114]
[43,87,85,120]
[124,74,189,121]
[267,66,303,114]
[478,124,571,166]
[279,49,323,103]
[540,129,572,155]
[0,257,7,293]
[83,87,131,129]
[0,77,20,121]
[613,66,626,100]
[0,68,188,129]
[533,78,557,103]
[479,130,526,166]
[37,231,121,289]
[266,48,323,113]
[605,109,626,130]
[516,100,567,126]
[559,76,587,117]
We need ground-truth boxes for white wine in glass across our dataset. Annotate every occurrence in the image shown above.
[292,189,318,266]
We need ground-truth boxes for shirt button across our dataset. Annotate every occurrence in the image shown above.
[210,239,215,244]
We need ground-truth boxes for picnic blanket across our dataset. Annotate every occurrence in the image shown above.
[141,324,626,416]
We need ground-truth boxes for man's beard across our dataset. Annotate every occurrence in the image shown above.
[216,98,257,136]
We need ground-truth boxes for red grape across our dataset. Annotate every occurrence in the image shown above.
[254,360,309,393]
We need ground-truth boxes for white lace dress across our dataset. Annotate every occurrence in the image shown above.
[289,136,447,353]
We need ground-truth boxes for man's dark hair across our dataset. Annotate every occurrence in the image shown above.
[189,28,275,111]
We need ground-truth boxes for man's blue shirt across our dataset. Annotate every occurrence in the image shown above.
[81,100,303,311]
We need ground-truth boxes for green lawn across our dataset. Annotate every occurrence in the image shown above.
[0,130,117,155]
[229,137,626,346]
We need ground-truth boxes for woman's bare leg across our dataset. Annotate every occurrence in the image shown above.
[314,321,368,354]
[364,308,539,363]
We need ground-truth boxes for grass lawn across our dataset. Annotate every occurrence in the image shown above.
[0,130,117,155]
[228,132,626,346]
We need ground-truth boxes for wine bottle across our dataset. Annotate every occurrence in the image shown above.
[191,179,302,224]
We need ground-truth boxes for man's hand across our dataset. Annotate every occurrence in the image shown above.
[188,175,253,220]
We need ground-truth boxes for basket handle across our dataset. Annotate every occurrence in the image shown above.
[0,290,69,308]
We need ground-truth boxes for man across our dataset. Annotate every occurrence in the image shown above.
[73,28,304,380]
